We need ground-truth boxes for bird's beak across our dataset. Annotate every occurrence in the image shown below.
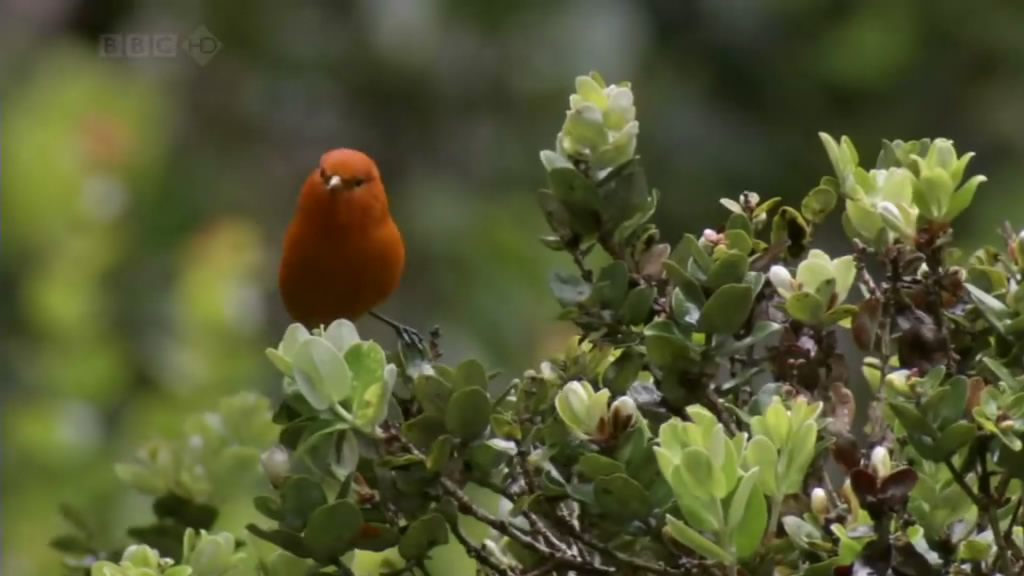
[326,174,343,192]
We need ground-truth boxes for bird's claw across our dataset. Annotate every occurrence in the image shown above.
[395,323,427,355]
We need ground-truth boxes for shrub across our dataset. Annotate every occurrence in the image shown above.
[53,72,1024,576]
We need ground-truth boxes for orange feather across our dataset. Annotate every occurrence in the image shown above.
[278,148,405,329]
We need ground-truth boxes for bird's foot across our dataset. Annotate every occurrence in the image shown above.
[369,310,426,355]
[395,323,426,354]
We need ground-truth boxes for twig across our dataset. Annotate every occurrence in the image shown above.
[388,428,610,573]
[572,249,593,283]
[550,511,702,575]
[445,515,515,576]
[520,559,560,576]
[513,449,573,556]
[944,457,1013,573]
[698,334,739,436]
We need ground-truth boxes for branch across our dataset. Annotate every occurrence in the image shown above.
[550,509,709,576]
[387,428,611,573]
[513,449,574,556]
[444,515,516,576]
[944,457,1013,573]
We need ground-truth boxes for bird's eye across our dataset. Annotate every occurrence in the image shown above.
[350,178,365,187]
[319,167,329,182]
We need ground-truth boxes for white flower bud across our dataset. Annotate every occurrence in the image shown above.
[870,445,891,479]
[260,445,291,488]
[810,487,829,520]
[768,266,796,297]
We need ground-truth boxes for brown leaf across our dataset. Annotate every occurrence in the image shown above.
[852,296,882,353]
[828,382,856,436]
[830,433,862,474]
[966,377,986,419]
[849,468,879,501]
[878,466,918,501]
[637,242,670,279]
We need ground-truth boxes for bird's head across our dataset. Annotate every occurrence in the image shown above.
[316,148,382,197]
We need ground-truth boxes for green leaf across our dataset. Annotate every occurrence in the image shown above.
[490,414,521,439]
[619,285,655,325]
[548,167,598,209]
[537,188,574,237]
[350,365,396,430]
[266,348,293,377]
[593,261,630,309]
[576,453,626,480]
[598,160,652,237]
[345,341,386,396]
[721,198,744,213]
[644,320,699,367]
[600,347,644,395]
[752,196,783,218]
[782,515,823,548]
[678,447,715,500]
[965,283,1012,331]
[821,304,858,325]
[303,500,363,562]
[983,357,1019,388]
[466,438,516,474]
[550,272,592,306]
[414,375,452,417]
[743,435,778,496]
[706,252,750,289]
[671,287,702,330]
[663,261,706,306]
[673,234,712,274]
[426,435,454,472]
[292,337,352,410]
[933,376,968,428]
[594,474,651,521]
[50,533,93,555]
[398,513,449,561]
[915,170,953,221]
[455,359,488,390]
[323,319,360,354]
[253,496,281,522]
[707,424,738,498]
[729,470,767,560]
[726,212,753,236]
[945,175,986,221]
[445,388,492,440]
[280,476,327,533]
[279,323,312,357]
[245,525,310,559]
[801,186,837,224]
[353,523,400,552]
[771,206,810,259]
[670,468,721,532]
[722,229,752,255]
[784,292,826,326]
[664,515,731,564]
[715,321,781,356]
[402,414,447,450]
[935,422,977,459]
[698,284,755,335]
[888,401,937,437]
[294,420,349,460]
[780,421,817,495]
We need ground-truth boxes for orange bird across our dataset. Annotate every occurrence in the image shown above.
[278,148,422,348]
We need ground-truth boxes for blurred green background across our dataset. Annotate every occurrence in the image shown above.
[3,1,1024,573]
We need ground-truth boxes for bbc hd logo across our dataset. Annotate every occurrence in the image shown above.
[98,26,222,66]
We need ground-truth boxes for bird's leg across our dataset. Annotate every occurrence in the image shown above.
[369,310,426,353]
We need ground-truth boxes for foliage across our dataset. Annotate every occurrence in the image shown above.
[49,71,1024,576]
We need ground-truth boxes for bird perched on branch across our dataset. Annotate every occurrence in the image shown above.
[278,148,423,349]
